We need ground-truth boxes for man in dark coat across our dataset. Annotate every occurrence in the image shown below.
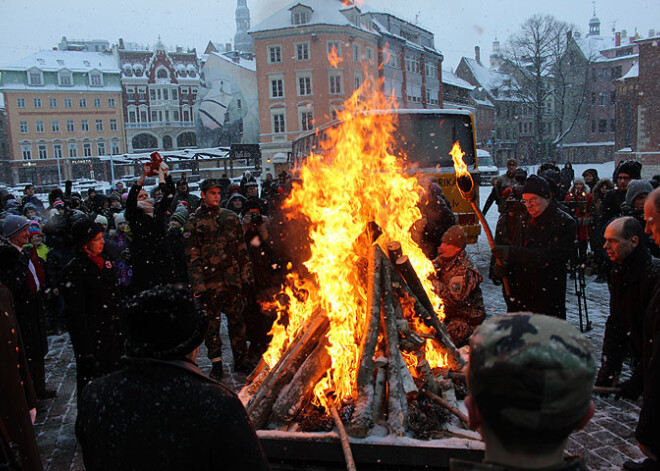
[125,162,176,293]
[492,175,576,319]
[0,215,53,399]
[75,284,270,471]
[0,282,43,471]
[596,217,660,387]
[602,160,642,224]
[169,179,200,213]
[62,218,123,398]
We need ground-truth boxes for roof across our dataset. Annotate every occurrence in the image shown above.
[1,49,119,73]
[462,57,516,99]
[442,69,474,90]
[620,61,639,80]
[250,0,374,34]
[209,51,257,72]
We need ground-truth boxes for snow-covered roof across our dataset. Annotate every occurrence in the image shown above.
[1,50,119,73]
[620,62,639,80]
[442,69,474,90]
[210,51,257,72]
[250,0,373,34]
[462,58,513,97]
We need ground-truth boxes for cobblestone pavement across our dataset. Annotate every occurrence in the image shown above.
[33,186,646,470]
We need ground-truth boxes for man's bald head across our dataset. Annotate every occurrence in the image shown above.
[603,217,641,264]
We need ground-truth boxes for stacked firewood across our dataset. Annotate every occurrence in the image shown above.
[239,242,474,440]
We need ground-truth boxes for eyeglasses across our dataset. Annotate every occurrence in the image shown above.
[618,175,632,181]
[522,196,543,206]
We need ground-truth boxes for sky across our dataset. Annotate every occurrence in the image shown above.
[0,0,658,71]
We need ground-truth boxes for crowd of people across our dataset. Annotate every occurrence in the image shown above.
[0,157,658,470]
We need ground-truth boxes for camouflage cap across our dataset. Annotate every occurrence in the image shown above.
[200,179,222,193]
[468,313,596,433]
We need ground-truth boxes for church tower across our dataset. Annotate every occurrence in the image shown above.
[587,3,601,37]
[234,0,254,53]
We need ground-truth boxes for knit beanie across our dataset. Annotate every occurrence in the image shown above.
[441,225,467,250]
[114,212,126,225]
[626,179,654,207]
[171,211,187,226]
[616,160,642,180]
[95,215,108,226]
[522,175,551,199]
[3,215,30,239]
[71,218,102,248]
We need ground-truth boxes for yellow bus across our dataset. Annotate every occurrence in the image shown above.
[291,109,482,243]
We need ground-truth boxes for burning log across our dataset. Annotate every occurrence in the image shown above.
[386,241,403,264]
[348,246,383,437]
[327,395,357,471]
[270,337,331,426]
[245,311,330,429]
[393,254,436,316]
[371,365,387,422]
[381,253,466,370]
[382,259,408,436]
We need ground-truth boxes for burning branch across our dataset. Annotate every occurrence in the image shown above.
[450,142,511,296]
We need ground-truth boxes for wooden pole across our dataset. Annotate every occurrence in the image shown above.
[422,389,469,426]
[328,396,357,471]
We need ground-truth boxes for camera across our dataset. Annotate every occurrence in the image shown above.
[250,213,263,225]
[147,151,163,176]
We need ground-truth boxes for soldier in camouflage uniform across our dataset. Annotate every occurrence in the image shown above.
[451,312,597,471]
[184,179,255,379]
[432,225,486,347]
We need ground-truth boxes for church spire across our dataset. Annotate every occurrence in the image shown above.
[234,0,254,53]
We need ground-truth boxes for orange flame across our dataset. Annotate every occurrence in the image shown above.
[328,45,344,68]
[262,75,447,406]
[450,141,469,178]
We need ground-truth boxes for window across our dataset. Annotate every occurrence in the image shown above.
[172,89,178,100]
[272,111,286,134]
[151,110,158,122]
[138,87,146,100]
[33,98,42,108]
[183,109,190,122]
[354,72,363,91]
[300,109,314,131]
[611,66,623,80]
[96,119,103,132]
[140,110,147,122]
[163,89,169,100]
[292,9,310,25]
[19,121,28,133]
[591,93,596,105]
[111,141,120,155]
[599,119,607,133]
[21,145,32,160]
[49,98,57,108]
[79,98,87,108]
[17,98,25,108]
[89,72,103,86]
[327,41,341,57]
[181,87,189,97]
[236,99,242,109]
[329,72,343,94]
[366,47,373,64]
[35,120,44,133]
[68,143,78,157]
[58,71,72,86]
[191,88,197,99]
[353,43,361,62]
[128,88,136,101]
[38,145,47,159]
[296,42,310,61]
[156,68,168,79]
[108,98,116,108]
[110,119,117,131]
[298,75,312,96]
[611,91,616,105]
[28,70,43,85]
[270,77,284,98]
[128,110,136,123]
[268,45,282,64]
[97,142,106,155]
[599,92,608,106]
[94,98,101,108]
[65,98,72,108]
[52,120,60,132]
[81,120,89,132]
[66,120,74,132]
[53,144,62,159]
[83,142,92,157]
[172,110,180,121]
[149,89,156,100]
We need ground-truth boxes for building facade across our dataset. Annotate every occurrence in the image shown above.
[0,50,125,184]
[115,39,199,153]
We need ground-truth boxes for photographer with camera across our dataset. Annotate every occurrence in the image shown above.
[564,178,593,269]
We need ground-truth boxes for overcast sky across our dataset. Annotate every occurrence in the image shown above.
[0,0,658,70]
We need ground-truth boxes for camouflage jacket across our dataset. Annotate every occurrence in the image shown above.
[432,251,485,324]
[184,204,254,295]
[450,457,587,471]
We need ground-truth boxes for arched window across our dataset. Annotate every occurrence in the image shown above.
[156,68,169,79]
[163,135,173,150]
[132,133,158,150]
[176,132,197,148]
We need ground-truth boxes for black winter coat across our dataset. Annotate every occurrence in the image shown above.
[62,253,123,394]
[125,177,176,292]
[504,201,576,319]
[0,239,47,362]
[597,245,660,385]
[601,188,626,224]
[76,358,271,471]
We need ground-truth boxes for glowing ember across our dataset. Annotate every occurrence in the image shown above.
[328,45,344,68]
[262,75,447,406]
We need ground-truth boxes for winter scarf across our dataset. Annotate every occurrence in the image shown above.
[137,198,155,217]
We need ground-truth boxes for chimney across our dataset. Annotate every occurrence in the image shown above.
[615,32,621,47]
[622,29,628,39]
[118,38,125,50]
[475,46,481,65]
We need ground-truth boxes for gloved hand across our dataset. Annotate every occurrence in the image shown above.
[615,378,643,401]
[492,245,511,262]
[492,261,507,279]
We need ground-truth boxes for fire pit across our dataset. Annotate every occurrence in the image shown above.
[241,76,484,468]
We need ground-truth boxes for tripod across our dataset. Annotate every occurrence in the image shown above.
[570,240,592,332]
